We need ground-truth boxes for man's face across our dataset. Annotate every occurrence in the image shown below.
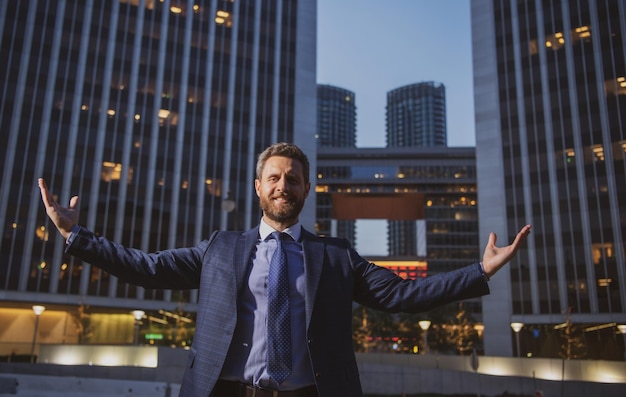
[255,155,310,227]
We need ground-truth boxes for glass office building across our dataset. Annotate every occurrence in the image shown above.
[316,84,356,244]
[386,81,447,148]
[0,0,316,347]
[316,146,478,275]
[316,84,356,148]
[386,81,448,256]
[472,0,626,359]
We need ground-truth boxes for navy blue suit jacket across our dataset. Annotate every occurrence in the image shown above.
[67,225,490,397]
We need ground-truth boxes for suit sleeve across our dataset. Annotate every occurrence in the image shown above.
[348,247,490,313]
[65,226,215,290]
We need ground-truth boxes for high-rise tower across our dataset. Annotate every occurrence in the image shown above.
[386,82,448,256]
[316,84,356,244]
[386,81,447,148]
[316,84,356,148]
[472,0,626,359]
[0,0,316,319]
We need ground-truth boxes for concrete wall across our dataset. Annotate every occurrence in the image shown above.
[1,349,625,396]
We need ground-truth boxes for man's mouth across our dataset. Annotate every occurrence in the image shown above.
[273,196,290,203]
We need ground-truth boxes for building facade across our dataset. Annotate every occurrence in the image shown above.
[472,0,626,359]
[0,0,316,348]
[385,81,448,256]
[386,81,447,148]
[316,84,357,244]
[316,84,356,148]
[316,146,478,275]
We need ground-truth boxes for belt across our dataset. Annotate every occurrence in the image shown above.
[212,380,318,397]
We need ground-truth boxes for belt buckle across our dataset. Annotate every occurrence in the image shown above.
[247,385,279,397]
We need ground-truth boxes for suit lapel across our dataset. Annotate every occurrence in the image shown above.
[233,227,260,293]
[301,229,324,328]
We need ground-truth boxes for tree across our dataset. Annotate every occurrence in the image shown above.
[428,302,479,354]
[559,307,586,360]
[352,305,396,352]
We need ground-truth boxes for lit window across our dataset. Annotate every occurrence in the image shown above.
[36,226,49,242]
[592,243,613,264]
[545,32,565,51]
[215,10,232,27]
[604,76,626,96]
[101,161,123,182]
[592,145,604,161]
[574,25,591,39]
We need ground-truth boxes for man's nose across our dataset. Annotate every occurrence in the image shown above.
[275,176,288,191]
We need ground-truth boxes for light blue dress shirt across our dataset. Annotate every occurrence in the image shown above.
[220,219,315,390]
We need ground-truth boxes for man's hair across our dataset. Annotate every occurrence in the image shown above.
[256,142,310,184]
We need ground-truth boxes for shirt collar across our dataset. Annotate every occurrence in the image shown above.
[259,218,301,242]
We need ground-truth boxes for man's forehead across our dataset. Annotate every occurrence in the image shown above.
[263,156,303,172]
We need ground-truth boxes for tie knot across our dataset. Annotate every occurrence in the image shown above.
[271,231,291,242]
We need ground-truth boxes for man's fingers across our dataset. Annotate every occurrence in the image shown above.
[38,178,54,208]
[488,232,497,248]
[69,195,79,209]
[512,224,532,247]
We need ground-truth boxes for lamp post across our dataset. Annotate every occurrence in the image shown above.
[132,310,145,345]
[618,324,626,361]
[30,305,46,363]
[511,322,524,357]
[419,320,431,354]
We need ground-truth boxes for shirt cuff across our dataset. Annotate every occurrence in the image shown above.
[66,224,81,246]
[479,262,489,282]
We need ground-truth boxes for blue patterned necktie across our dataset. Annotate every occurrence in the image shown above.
[267,231,292,384]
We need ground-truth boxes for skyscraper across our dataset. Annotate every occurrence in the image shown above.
[0,0,316,334]
[472,0,626,359]
[316,84,356,148]
[315,84,356,245]
[386,81,447,148]
[386,81,448,256]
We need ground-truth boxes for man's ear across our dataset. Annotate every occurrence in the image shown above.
[254,179,261,197]
[304,182,311,198]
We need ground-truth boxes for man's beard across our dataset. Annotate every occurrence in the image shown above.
[260,193,304,224]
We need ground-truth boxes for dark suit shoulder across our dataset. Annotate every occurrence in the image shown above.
[301,229,351,249]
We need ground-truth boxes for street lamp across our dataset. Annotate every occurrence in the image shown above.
[419,320,431,354]
[132,310,145,345]
[617,324,626,361]
[511,322,524,357]
[30,305,46,363]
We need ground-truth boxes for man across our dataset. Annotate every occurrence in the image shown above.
[39,142,531,397]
